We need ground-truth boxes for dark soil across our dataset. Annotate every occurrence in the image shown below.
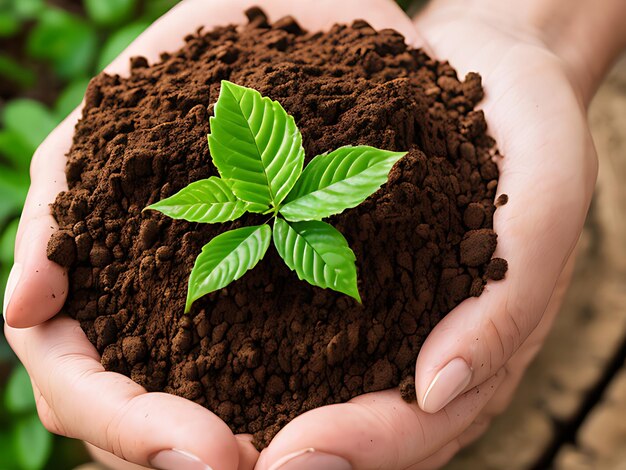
[48,8,507,448]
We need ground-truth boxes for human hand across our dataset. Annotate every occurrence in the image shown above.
[4,0,617,468]
[253,0,611,469]
[4,1,464,469]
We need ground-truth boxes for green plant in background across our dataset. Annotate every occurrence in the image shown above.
[0,366,52,470]
[146,81,406,311]
[0,0,181,307]
[0,1,181,468]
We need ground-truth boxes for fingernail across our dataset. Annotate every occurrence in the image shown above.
[3,263,22,317]
[421,357,472,413]
[270,448,352,470]
[149,449,213,470]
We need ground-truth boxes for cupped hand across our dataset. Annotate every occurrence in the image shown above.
[3,1,449,469]
[255,1,598,469]
[3,0,598,469]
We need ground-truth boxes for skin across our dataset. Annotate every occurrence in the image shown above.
[4,0,625,468]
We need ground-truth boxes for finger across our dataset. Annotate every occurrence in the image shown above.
[86,438,260,470]
[478,252,578,423]
[254,371,504,470]
[408,10,597,413]
[5,317,241,470]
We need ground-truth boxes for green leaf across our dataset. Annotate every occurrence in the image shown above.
[0,168,29,225]
[13,0,45,20]
[141,0,179,22]
[146,177,252,224]
[0,219,19,309]
[280,146,406,221]
[0,54,36,88]
[0,218,19,265]
[83,0,137,26]
[2,99,58,152]
[208,80,304,209]
[273,218,361,302]
[13,414,52,470]
[97,21,149,72]
[4,365,36,414]
[54,77,90,119]
[0,10,20,37]
[27,9,98,79]
[0,430,19,469]
[186,224,271,312]
[0,130,33,170]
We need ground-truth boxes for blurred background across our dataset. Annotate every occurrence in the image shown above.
[0,1,623,469]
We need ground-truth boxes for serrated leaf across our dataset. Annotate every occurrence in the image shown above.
[280,146,406,221]
[146,177,252,224]
[208,80,304,208]
[186,224,271,312]
[273,218,361,302]
[13,414,52,470]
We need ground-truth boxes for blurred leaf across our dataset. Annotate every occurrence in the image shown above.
[0,168,28,225]
[97,21,149,71]
[27,8,98,79]
[141,0,180,22]
[0,218,19,265]
[14,414,53,470]
[13,0,45,19]
[84,0,136,26]
[4,364,36,414]
[0,130,33,170]
[0,430,19,469]
[0,218,18,311]
[2,99,58,151]
[0,10,20,37]
[0,54,36,88]
[55,77,90,119]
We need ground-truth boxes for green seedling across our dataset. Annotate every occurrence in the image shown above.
[146,81,407,312]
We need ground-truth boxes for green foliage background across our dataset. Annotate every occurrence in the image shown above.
[0,1,415,468]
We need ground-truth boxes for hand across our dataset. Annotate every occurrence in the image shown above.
[4,1,466,469]
[3,0,608,469]
[255,0,604,468]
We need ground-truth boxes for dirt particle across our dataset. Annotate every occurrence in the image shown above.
[47,231,76,267]
[485,258,508,281]
[460,229,498,267]
[463,203,486,229]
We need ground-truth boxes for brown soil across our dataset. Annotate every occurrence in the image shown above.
[47,8,506,448]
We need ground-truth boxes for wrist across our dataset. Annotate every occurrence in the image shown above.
[523,0,626,105]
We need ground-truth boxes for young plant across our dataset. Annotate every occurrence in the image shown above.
[146,81,406,312]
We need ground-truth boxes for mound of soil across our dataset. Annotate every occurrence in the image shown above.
[47,8,507,448]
